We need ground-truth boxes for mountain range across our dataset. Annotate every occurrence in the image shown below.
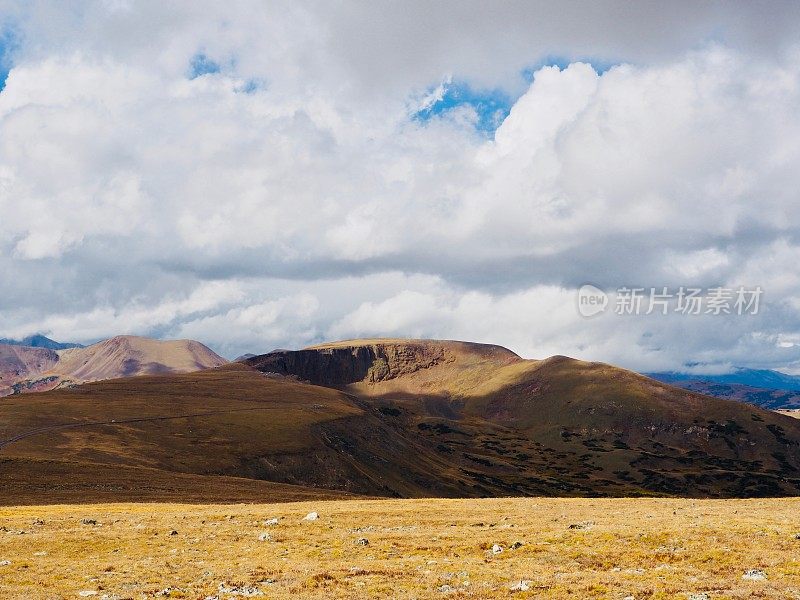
[648,368,800,410]
[2,337,799,504]
[0,334,83,350]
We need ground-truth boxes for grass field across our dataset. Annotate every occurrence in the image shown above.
[1,497,799,599]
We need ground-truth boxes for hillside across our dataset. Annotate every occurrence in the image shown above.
[2,339,799,502]
[0,335,227,396]
[246,340,800,497]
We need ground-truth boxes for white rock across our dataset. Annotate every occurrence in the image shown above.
[510,580,530,592]
[258,532,271,542]
[491,544,503,554]
[687,594,710,600]
[263,518,279,526]
[438,584,455,593]
[742,569,767,581]
[0,560,10,566]
[78,592,98,598]
[302,512,319,521]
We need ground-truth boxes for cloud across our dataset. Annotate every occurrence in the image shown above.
[1,2,800,371]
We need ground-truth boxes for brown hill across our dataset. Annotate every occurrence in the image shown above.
[2,339,799,502]
[0,335,227,396]
[247,340,800,497]
[54,335,227,381]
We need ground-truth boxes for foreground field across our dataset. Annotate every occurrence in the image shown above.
[1,498,799,599]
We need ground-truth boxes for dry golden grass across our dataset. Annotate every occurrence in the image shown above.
[1,497,799,599]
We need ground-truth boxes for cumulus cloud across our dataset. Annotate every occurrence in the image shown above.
[1,2,800,372]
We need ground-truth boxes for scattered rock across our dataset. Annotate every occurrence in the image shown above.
[742,569,767,581]
[510,541,524,550]
[568,521,594,530]
[0,560,10,566]
[302,512,319,522]
[355,538,369,546]
[509,580,530,592]
[438,584,455,593]
[218,582,264,597]
[258,532,271,542]
[491,544,503,555]
[78,592,98,598]
[623,596,635,600]
[169,530,178,536]
[687,594,710,600]
[80,519,98,526]
[31,518,44,526]
[263,518,279,526]
[794,533,800,540]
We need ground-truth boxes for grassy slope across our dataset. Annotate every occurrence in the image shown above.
[0,364,366,503]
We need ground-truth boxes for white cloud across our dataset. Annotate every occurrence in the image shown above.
[1,3,800,371]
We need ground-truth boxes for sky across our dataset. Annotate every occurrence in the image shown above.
[2,1,800,373]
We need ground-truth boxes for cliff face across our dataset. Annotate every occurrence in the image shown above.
[246,342,452,385]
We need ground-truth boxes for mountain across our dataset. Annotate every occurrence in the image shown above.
[3,338,799,503]
[53,335,227,381]
[650,368,800,391]
[0,334,82,350]
[0,335,227,396]
[0,345,60,396]
[648,368,800,409]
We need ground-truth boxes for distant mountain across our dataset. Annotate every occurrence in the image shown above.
[0,335,227,396]
[0,334,82,350]
[651,368,800,391]
[0,345,60,395]
[648,368,800,409]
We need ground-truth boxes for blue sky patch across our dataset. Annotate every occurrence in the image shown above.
[0,25,20,92]
[414,81,512,136]
[236,78,265,94]
[188,53,221,79]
